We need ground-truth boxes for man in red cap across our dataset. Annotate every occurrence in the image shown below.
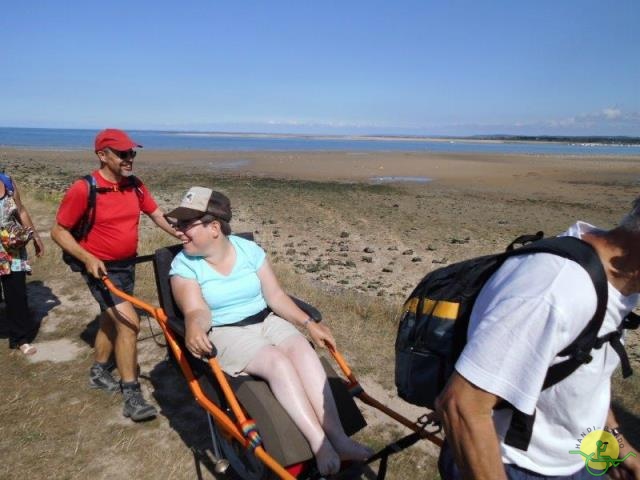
[52,128,180,422]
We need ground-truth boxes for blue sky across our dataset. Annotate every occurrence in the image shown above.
[1,1,638,136]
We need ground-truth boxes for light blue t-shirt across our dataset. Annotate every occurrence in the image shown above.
[169,235,267,326]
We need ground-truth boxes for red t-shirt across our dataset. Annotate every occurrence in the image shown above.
[56,170,158,261]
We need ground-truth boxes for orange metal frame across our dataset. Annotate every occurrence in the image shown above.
[102,275,442,480]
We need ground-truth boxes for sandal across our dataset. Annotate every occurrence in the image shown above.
[18,343,37,356]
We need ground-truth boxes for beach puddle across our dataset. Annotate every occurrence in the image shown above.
[208,159,251,170]
[370,176,432,184]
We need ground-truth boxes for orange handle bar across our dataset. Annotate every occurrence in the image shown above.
[101,276,296,480]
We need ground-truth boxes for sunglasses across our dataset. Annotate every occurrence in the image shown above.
[108,148,137,161]
[167,217,209,231]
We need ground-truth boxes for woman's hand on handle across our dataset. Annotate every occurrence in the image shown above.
[306,322,336,350]
[257,259,337,350]
[185,324,214,359]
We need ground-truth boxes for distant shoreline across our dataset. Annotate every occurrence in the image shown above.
[1,126,639,147]
[134,131,640,147]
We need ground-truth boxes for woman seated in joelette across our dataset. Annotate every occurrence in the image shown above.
[167,187,372,476]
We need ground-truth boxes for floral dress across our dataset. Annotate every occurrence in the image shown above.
[0,194,31,276]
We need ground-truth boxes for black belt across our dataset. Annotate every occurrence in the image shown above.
[210,308,271,331]
[104,257,137,269]
[64,253,138,273]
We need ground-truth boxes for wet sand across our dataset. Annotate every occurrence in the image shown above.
[4,146,640,192]
[3,147,639,180]
[4,146,639,300]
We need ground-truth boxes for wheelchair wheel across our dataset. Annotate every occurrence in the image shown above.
[211,420,276,480]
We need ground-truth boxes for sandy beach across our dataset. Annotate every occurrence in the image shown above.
[7,146,639,183]
[5,147,640,299]
[1,147,639,479]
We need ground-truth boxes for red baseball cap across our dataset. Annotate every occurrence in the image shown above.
[94,128,143,152]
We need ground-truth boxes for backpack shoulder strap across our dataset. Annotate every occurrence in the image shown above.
[502,236,608,451]
[84,174,97,198]
[504,236,608,387]
[73,175,97,240]
[130,175,144,199]
[518,237,608,389]
[93,175,143,197]
[129,174,143,194]
[130,175,141,187]
[93,174,116,194]
[592,310,640,379]
[505,231,544,251]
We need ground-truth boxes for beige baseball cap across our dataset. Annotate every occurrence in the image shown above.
[165,186,231,222]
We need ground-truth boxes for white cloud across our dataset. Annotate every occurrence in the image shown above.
[403,107,640,136]
[549,117,577,128]
[262,118,388,129]
[602,108,622,120]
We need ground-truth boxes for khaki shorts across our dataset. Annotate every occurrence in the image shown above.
[208,313,302,376]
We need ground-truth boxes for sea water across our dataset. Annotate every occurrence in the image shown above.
[0,127,638,156]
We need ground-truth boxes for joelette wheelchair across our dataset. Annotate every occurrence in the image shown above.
[102,233,442,479]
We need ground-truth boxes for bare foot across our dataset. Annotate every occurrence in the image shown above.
[332,436,374,462]
[18,343,37,356]
[314,439,341,476]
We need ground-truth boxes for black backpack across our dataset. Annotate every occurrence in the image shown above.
[62,174,143,271]
[395,232,639,450]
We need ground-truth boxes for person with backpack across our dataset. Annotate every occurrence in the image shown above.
[0,173,44,355]
[434,201,640,479]
[51,128,179,422]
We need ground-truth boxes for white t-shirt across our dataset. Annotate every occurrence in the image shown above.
[455,221,638,476]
